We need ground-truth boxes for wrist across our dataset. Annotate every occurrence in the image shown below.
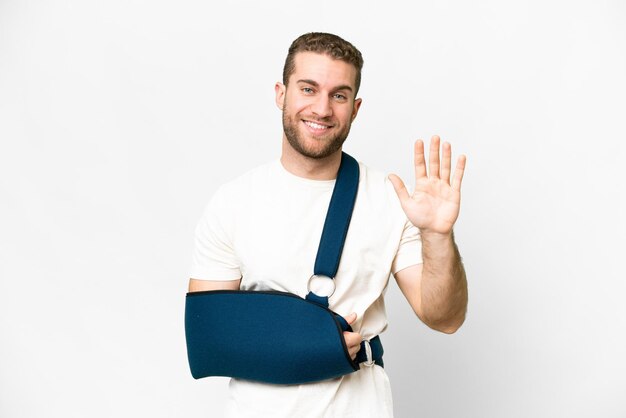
[420,229,460,266]
[419,229,454,243]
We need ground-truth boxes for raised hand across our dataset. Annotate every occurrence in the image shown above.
[389,136,466,235]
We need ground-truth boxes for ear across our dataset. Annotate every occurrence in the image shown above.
[275,82,286,110]
[351,98,363,121]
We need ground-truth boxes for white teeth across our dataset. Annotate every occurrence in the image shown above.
[305,121,329,130]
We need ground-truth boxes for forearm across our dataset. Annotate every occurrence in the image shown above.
[419,231,467,333]
[188,278,241,292]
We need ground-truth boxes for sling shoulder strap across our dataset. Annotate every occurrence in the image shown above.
[305,152,359,308]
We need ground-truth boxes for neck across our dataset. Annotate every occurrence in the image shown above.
[280,137,342,180]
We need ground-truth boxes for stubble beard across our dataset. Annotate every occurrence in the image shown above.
[282,103,352,160]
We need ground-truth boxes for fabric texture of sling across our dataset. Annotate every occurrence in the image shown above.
[184,152,384,385]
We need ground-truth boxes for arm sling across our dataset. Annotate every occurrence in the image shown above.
[184,152,384,385]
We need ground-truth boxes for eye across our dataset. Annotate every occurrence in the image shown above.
[302,87,314,94]
[333,93,348,101]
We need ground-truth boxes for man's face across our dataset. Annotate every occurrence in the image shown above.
[276,52,362,159]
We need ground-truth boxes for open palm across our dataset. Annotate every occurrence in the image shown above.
[389,136,466,235]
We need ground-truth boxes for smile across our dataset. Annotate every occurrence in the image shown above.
[303,120,332,130]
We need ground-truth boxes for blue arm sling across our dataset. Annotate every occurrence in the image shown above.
[185,152,383,385]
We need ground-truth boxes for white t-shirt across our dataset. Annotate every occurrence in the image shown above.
[190,158,422,418]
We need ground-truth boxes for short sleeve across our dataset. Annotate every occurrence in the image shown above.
[390,219,423,274]
[189,187,242,281]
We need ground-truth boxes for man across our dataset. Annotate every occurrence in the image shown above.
[188,32,467,417]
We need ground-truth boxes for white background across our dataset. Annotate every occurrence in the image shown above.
[1,0,625,417]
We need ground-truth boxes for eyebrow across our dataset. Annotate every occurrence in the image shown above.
[296,79,354,93]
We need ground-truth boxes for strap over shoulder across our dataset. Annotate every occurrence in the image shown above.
[307,152,359,307]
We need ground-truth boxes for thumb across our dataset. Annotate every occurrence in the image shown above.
[388,174,410,201]
[344,312,357,325]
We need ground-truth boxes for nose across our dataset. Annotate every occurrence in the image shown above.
[310,95,333,118]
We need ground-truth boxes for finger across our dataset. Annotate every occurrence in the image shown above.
[344,312,357,325]
[342,331,362,359]
[451,155,467,191]
[429,135,441,179]
[388,174,410,202]
[440,142,452,183]
[342,332,362,346]
[413,139,427,180]
[350,343,360,360]
[346,344,358,360]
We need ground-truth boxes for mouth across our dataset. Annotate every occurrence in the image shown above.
[302,119,333,134]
